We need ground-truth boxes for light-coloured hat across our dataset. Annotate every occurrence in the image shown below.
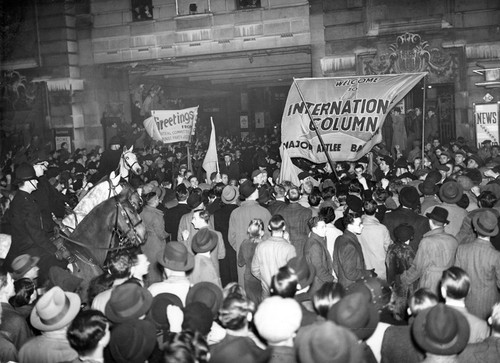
[472,209,499,236]
[221,185,239,204]
[254,296,302,343]
[30,286,81,331]
[11,254,39,280]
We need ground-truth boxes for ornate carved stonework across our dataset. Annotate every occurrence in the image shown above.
[361,32,459,83]
[0,70,38,119]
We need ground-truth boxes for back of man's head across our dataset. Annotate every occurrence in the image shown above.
[342,211,362,227]
[287,187,301,202]
[308,189,322,207]
[319,206,335,224]
[440,266,470,300]
[273,184,286,199]
[307,216,323,232]
[409,288,438,316]
[175,184,189,202]
[107,252,132,279]
[213,182,225,198]
[363,199,378,216]
[269,214,286,232]
[67,310,108,356]
[321,186,336,201]
[270,265,298,298]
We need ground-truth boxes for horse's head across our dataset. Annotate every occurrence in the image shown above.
[112,195,147,248]
[119,184,143,211]
[122,146,142,175]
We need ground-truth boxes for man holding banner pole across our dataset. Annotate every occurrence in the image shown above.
[279,73,427,184]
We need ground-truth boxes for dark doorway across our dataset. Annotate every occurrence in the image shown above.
[426,84,455,144]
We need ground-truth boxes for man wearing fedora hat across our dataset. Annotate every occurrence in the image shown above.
[295,320,364,363]
[104,283,153,324]
[213,185,240,287]
[401,207,458,295]
[456,209,500,320]
[327,292,379,361]
[189,227,222,288]
[5,163,67,285]
[419,171,442,213]
[412,303,470,361]
[381,288,439,363]
[424,180,467,237]
[383,186,430,252]
[19,286,81,363]
[10,254,39,281]
[183,209,225,278]
[148,242,194,305]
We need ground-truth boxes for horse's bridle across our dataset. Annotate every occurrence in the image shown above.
[109,198,144,250]
[120,150,140,179]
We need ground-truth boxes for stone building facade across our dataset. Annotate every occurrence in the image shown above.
[0,0,499,151]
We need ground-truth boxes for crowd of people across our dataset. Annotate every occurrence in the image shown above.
[1,126,500,363]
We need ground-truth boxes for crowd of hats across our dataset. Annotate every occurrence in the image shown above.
[26,270,473,363]
[6,134,500,362]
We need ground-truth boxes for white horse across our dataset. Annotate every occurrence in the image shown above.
[62,146,142,231]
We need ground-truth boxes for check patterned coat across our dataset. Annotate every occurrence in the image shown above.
[455,237,500,320]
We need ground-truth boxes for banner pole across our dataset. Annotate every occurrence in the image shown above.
[211,117,220,174]
[187,116,194,173]
[293,79,338,182]
[421,76,427,163]
[186,144,192,172]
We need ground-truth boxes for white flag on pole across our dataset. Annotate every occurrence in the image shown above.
[279,145,301,187]
[202,118,219,182]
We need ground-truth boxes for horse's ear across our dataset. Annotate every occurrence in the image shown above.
[127,145,134,152]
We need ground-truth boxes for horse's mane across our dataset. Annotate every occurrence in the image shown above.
[72,196,117,236]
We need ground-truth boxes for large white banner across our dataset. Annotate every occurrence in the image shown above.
[143,106,198,144]
[281,73,426,163]
[474,103,499,147]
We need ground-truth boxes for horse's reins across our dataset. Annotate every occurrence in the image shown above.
[108,199,144,249]
[58,198,143,255]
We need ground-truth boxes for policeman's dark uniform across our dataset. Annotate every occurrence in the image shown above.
[5,163,66,284]
[95,136,123,180]
[32,175,67,234]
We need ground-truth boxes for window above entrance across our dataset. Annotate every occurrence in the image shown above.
[176,0,211,15]
[131,0,153,21]
[237,0,261,10]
